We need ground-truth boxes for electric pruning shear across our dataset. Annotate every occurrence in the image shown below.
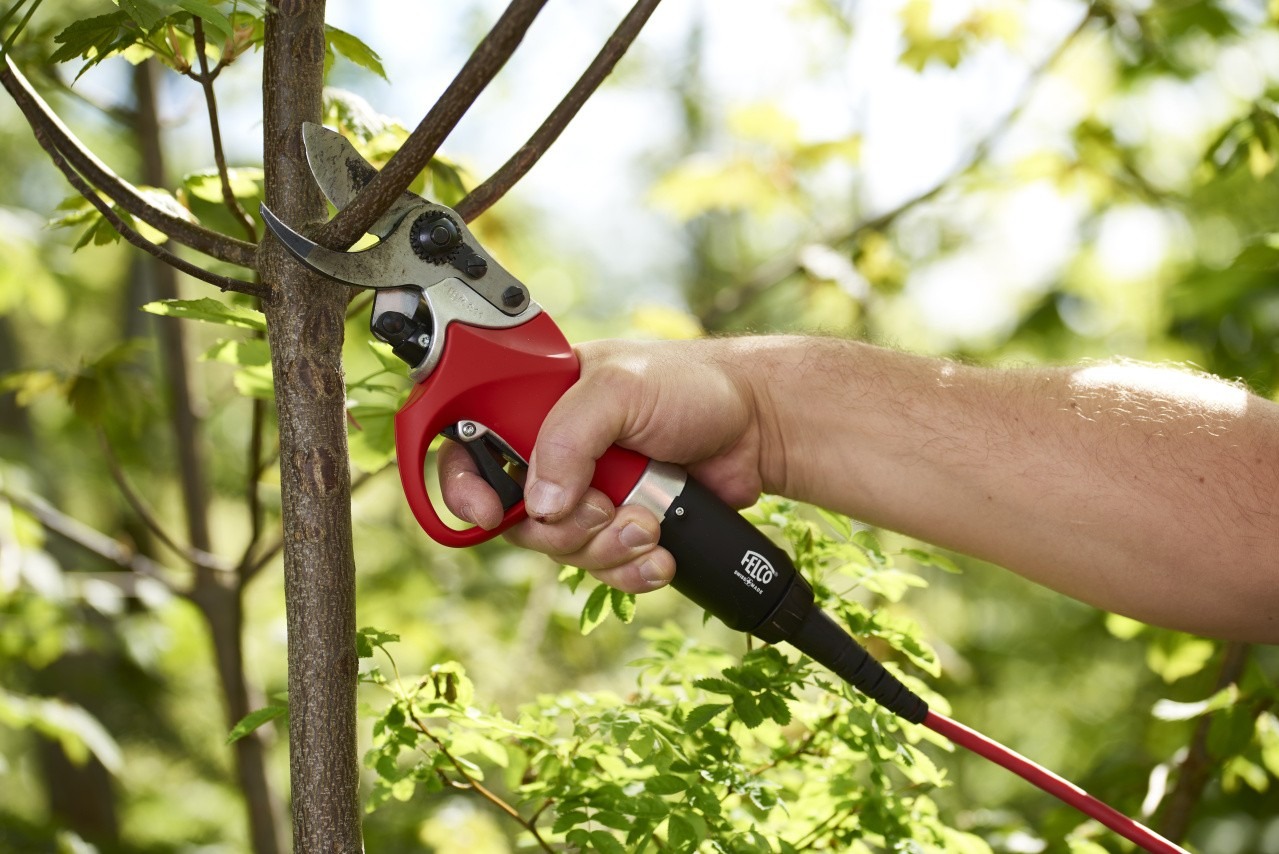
[259,122,922,718]
[257,125,1191,854]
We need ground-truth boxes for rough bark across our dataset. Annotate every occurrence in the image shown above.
[259,1,362,850]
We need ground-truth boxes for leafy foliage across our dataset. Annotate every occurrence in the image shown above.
[360,501,995,852]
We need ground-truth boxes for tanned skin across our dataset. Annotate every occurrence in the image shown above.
[440,337,1279,643]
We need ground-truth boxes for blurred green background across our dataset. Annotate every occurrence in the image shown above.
[1,0,1277,851]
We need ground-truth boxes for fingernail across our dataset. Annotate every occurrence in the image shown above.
[574,500,611,531]
[457,503,475,525]
[619,522,654,549]
[525,480,565,520]
[639,558,672,588]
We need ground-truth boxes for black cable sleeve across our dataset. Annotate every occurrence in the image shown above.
[788,607,929,724]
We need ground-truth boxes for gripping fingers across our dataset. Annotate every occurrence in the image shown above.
[507,500,674,591]
[438,440,505,530]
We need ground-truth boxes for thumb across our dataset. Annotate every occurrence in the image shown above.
[524,369,632,523]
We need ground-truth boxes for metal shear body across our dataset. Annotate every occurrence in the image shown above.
[260,125,647,545]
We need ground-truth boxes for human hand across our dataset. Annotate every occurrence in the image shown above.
[438,338,778,593]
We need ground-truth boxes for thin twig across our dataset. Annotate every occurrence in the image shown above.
[2,487,178,593]
[237,397,267,577]
[0,58,259,269]
[749,712,836,775]
[408,708,555,853]
[97,430,234,575]
[455,0,664,222]
[700,5,1098,329]
[30,119,267,296]
[319,0,550,248]
[190,19,257,242]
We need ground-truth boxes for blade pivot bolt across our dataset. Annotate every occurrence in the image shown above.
[501,285,524,308]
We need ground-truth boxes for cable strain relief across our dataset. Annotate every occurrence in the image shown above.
[788,607,929,724]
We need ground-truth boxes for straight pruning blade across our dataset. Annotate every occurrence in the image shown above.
[302,122,421,240]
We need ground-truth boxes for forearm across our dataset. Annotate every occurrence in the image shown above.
[738,337,1279,641]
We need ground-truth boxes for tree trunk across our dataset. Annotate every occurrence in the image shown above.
[259,2,363,850]
[132,59,287,854]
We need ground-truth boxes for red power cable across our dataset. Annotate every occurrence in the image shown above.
[922,711,1188,854]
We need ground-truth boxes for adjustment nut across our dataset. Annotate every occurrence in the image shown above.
[410,212,463,261]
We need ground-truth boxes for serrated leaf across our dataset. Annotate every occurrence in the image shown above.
[609,588,636,624]
[693,677,737,697]
[356,626,400,658]
[580,583,610,636]
[50,12,140,75]
[325,24,387,80]
[732,692,764,728]
[552,810,588,834]
[683,703,729,734]
[227,704,286,744]
[177,0,233,44]
[758,693,792,726]
[119,0,168,29]
[142,297,266,331]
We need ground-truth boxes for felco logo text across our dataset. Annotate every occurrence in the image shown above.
[739,550,777,585]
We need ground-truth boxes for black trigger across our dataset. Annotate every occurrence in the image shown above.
[457,436,523,511]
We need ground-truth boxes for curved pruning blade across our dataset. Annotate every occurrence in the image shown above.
[302,122,421,240]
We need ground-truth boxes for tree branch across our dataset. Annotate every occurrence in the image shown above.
[408,708,555,853]
[699,5,1098,330]
[318,0,550,248]
[2,487,178,593]
[0,58,259,269]
[455,0,664,222]
[97,430,234,576]
[189,20,258,242]
[30,115,267,297]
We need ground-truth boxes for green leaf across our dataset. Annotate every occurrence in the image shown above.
[683,703,729,734]
[118,0,168,29]
[356,626,400,658]
[732,693,764,729]
[348,403,398,475]
[324,24,387,80]
[367,340,407,375]
[587,830,627,854]
[202,338,271,367]
[182,167,264,204]
[579,583,610,636]
[177,0,233,44]
[667,814,699,852]
[227,704,287,745]
[758,693,792,726]
[609,588,636,624]
[645,774,688,795]
[901,547,960,574]
[142,297,266,331]
[693,677,737,697]
[1146,634,1216,683]
[1151,685,1238,721]
[1209,703,1258,759]
[49,12,139,71]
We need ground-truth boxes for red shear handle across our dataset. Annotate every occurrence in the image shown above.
[395,313,649,547]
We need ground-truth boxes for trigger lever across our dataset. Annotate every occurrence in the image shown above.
[443,420,526,512]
